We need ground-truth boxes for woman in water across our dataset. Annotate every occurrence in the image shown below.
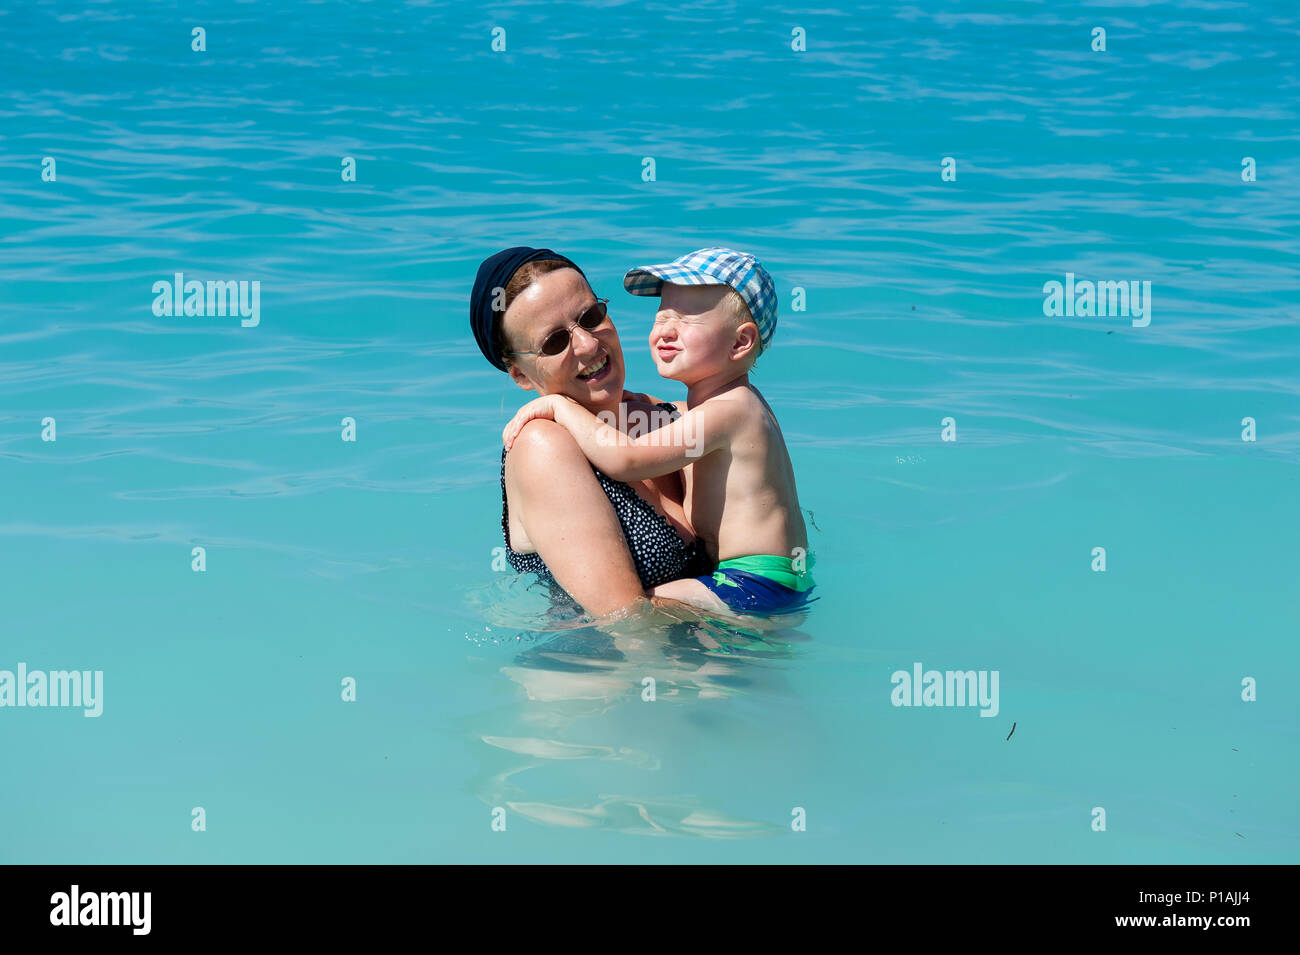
[470,247,714,619]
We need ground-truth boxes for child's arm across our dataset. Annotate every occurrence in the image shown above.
[503,394,735,482]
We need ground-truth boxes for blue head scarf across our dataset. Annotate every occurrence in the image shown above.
[470,247,587,372]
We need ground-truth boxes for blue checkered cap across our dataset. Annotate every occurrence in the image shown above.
[623,247,778,352]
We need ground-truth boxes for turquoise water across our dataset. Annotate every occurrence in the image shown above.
[2,1,1297,863]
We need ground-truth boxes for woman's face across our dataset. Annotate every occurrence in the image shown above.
[502,267,626,409]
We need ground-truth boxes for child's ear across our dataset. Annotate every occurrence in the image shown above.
[731,322,759,361]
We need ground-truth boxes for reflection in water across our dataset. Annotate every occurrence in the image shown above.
[462,580,811,838]
[504,795,782,839]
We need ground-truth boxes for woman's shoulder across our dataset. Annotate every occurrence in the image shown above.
[506,417,579,455]
[503,419,594,487]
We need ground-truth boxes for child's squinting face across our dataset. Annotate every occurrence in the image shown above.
[649,284,738,384]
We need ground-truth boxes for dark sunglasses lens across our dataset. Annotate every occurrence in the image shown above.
[540,329,570,356]
[578,301,608,330]
[539,302,607,355]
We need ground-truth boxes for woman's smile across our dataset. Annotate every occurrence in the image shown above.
[576,353,610,381]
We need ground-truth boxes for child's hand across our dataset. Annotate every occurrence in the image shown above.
[502,394,566,450]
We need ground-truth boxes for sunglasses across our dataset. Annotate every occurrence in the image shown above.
[510,299,610,358]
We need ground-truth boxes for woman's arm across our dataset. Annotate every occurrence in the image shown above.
[504,418,647,617]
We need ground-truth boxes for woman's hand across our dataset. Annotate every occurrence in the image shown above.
[503,394,571,450]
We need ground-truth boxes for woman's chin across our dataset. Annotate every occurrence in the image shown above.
[573,368,623,403]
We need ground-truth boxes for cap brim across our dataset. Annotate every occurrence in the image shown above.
[623,265,668,297]
[623,263,720,297]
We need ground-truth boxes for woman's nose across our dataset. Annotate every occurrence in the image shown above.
[570,323,601,355]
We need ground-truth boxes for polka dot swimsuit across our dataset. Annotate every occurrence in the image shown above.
[499,402,713,595]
